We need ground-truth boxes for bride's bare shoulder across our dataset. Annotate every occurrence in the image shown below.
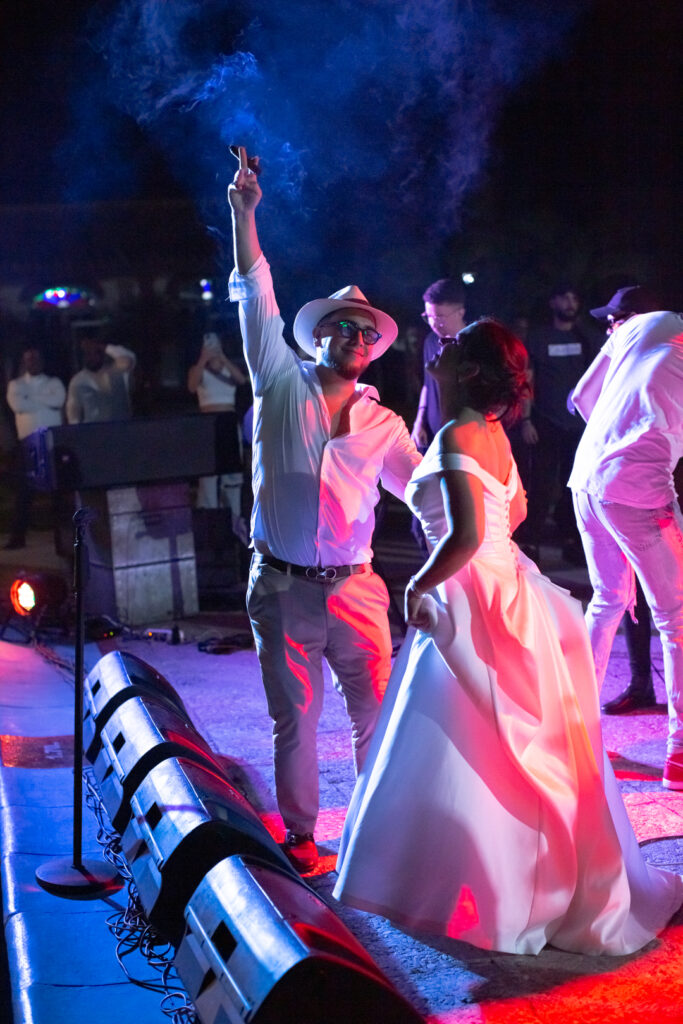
[436,416,511,482]
[436,415,483,457]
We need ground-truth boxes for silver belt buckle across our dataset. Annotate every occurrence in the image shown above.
[306,566,338,581]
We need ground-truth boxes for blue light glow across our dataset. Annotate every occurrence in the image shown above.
[72,1,587,298]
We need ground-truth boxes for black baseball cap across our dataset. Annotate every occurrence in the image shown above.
[590,285,658,320]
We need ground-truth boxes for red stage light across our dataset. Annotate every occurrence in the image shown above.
[10,579,37,616]
[8,573,68,622]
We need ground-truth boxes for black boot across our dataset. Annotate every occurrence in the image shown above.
[601,677,657,715]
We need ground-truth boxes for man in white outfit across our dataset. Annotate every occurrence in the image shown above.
[228,150,421,870]
[568,286,683,789]
[4,345,65,548]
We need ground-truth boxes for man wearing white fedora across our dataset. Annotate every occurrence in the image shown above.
[228,149,421,871]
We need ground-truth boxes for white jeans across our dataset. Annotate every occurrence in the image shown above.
[246,559,392,834]
[573,491,683,752]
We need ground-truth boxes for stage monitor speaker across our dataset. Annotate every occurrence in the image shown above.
[22,411,241,491]
[174,855,425,1024]
[121,758,298,945]
[84,651,191,763]
[91,696,225,834]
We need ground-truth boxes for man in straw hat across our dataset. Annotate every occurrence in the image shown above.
[228,148,421,871]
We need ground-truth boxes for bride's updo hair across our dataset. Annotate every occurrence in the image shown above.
[456,317,531,424]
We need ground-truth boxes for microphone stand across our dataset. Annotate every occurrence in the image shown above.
[35,507,123,898]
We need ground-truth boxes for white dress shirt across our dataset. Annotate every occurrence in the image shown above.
[568,311,683,508]
[229,254,421,566]
[6,372,66,440]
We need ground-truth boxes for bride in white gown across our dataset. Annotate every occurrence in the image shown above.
[333,318,683,956]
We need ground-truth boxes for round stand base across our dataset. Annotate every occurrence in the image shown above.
[35,857,123,900]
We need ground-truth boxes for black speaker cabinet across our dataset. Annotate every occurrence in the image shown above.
[22,411,241,491]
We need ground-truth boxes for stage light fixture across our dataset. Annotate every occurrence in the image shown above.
[10,579,36,616]
[7,572,69,629]
[32,285,96,309]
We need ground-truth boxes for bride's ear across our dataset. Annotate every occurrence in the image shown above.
[457,360,480,382]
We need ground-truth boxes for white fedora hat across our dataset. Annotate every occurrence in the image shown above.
[292,285,398,360]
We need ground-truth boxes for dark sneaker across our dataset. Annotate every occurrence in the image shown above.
[601,683,657,715]
[663,754,683,791]
[283,830,318,872]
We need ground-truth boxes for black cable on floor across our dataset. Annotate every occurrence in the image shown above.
[83,768,198,1024]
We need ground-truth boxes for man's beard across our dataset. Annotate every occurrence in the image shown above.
[322,352,364,380]
[332,363,361,381]
[555,309,577,324]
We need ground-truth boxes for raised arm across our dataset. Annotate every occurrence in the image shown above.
[105,343,136,373]
[226,148,297,391]
[221,355,247,386]
[187,345,210,394]
[228,147,262,275]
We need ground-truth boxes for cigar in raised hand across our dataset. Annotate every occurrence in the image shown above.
[229,144,261,175]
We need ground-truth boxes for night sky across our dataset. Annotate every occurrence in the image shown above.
[0,0,680,320]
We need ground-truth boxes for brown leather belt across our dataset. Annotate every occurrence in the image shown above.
[256,554,370,582]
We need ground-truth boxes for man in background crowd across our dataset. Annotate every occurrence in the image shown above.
[410,278,467,453]
[66,331,136,424]
[4,344,65,549]
[410,278,467,556]
[519,283,600,562]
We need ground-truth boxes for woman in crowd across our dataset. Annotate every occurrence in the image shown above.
[187,329,248,535]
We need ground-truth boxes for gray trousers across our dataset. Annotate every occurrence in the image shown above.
[247,559,392,834]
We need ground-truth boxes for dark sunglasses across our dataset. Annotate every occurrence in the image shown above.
[323,320,382,345]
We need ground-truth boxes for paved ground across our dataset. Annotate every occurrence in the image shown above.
[2,511,683,1023]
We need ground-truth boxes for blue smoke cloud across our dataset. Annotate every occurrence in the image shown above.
[75,0,587,303]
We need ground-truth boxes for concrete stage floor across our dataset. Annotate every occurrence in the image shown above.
[1,518,683,1023]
